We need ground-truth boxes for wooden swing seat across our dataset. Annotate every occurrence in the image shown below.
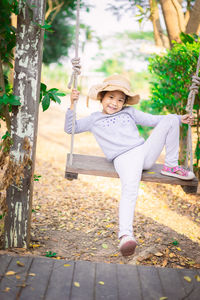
[65,154,199,194]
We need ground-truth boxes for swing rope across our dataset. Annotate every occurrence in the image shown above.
[185,51,200,172]
[68,0,81,166]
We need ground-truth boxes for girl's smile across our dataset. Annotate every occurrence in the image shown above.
[101,91,126,114]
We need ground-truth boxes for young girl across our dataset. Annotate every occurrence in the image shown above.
[64,74,195,257]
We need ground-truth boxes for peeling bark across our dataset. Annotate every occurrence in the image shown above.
[4,0,46,249]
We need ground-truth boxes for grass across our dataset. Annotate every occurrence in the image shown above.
[116,31,154,41]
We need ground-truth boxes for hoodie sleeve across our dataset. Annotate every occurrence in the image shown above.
[64,109,92,134]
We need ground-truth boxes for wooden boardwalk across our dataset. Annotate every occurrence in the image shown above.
[0,255,200,300]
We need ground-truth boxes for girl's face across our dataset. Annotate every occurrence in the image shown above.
[101,90,126,115]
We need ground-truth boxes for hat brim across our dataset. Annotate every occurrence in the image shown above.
[88,84,140,105]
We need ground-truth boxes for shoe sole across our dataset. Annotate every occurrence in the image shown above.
[120,241,137,257]
[160,170,195,181]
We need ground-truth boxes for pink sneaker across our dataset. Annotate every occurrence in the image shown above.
[161,165,195,180]
[119,236,137,256]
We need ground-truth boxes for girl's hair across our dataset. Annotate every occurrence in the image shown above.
[99,91,128,104]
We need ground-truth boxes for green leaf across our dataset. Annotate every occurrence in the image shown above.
[136,4,144,13]
[56,92,66,97]
[0,94,21,106]
[40,83,47,92]
[41,24,52,30]
[7,95,21,105]
[45,251,57,257]
[48,88,59,93]
[42,94,50,111]
[34,174,42,181]
[0,213,5,220]
[180,32,195,44]
[172,240,179,246]
[2,131,11,140]
[49,93,61,104]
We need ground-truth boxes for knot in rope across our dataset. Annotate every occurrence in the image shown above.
[186,75,200,113]
[189,75,200,94]
[68,57,81,89]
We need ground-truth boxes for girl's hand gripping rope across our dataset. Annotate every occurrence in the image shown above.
[181,114,194,126]
[70,88,80,110]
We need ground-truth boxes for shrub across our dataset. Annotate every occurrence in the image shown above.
[148,39,200,175]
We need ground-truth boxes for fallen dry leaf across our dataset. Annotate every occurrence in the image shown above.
[102,243,108,249]
[162,259,168,267]
[74,281,80,287]
[195,275,200,282]
[155,252,163,257]
[184,276,192,282]
[6,271,16,276]
[16,260,25,267]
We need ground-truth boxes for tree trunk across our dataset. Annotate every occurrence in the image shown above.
[160,0,182,46]
[186,0,200,34]
[4,0,46,249]
[149,0,170,48]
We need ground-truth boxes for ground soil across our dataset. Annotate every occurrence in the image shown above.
[0,103,200,269]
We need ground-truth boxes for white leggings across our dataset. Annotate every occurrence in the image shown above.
[113,115,180,238]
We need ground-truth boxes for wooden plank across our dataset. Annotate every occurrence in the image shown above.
[70,261,95,300]
[1,255,200,300]
[138,265,164,300]
[95,262,118,300]
[177,268,200,300]
[117,264,142,300]
[158,267,187,299]
[0,255,12,282]
[0,256,33,300]
[66,154,198,187]
[45,260,75,300]
[19,257,54,300]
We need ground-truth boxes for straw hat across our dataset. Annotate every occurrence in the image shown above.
[87,74,140,106]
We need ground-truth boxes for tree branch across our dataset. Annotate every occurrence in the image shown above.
[50,1,64,22]
[45,0,64,23]
[171,0,186,32]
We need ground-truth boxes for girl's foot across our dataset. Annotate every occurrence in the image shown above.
[161,165,195,180]
[119,235,137,256]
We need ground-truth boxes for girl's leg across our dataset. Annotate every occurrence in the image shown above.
[143,114,180,170]
[114,146,144,239]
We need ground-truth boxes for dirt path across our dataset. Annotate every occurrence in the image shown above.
[1,103,200,269]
